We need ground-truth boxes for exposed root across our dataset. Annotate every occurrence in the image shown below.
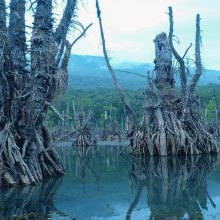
[0,123,65,187]
[72,110,97,147]
[130,32,218,156]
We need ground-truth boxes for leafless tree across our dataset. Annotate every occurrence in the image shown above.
[96,1,218,155]
[0,0,91,186]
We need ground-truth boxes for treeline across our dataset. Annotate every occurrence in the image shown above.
[47,84,220,128]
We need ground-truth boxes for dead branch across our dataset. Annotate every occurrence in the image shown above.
[168,6,187,98]
[45,101,65,122]
[113,69,147,78]
[71,23,93,47]
[54,0,77,45]
[188,14,202,96]
[182,43,192,59]
[96,0,137,126]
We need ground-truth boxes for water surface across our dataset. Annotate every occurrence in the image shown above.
[0,145,220,220]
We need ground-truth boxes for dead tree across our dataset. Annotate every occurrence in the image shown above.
[73,109,97,147]
[101,110,122,142]
[127,155,217,219]
[131,9,218,155]
[96,2,218,155]
[96,0,137,133]
[0,0,91,186]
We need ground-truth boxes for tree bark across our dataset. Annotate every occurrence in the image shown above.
[130,13,218,156]
[0,0,78,186]
[9,0,26,71]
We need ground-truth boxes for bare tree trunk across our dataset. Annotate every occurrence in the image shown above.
[9,0,26,71]
[0,0,79,186]
[130,8,218,156]
[168,7,187,99]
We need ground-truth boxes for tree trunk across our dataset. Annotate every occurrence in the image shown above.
[130,10,218,156]
[73,109,97,147]
[0,0,77,186]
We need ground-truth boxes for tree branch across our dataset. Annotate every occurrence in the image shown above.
[45,101,65,122]
[96,0,137,126]
[113,69,147,78]
[188,14,202,97]
[54,0,77,45]
[54,0,77,68]
[182,43,192,59]
[168,6,187,97]
[71,23,93,47]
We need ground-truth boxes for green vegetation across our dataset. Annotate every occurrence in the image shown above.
[67,55,220,90]
[49,89,144,128]
[48,84,220,128]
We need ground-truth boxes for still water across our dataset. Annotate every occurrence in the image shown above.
[0,145,220,220]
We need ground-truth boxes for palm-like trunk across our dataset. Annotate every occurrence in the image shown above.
[0,0,78,186]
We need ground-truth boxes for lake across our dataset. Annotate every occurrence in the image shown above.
[0,145,220,220]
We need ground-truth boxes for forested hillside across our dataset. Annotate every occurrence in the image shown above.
[67,55,220,90]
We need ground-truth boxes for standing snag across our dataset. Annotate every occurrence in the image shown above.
[0,0,89,186]
[131,9,218,155]
[96,3,218,155]
[73,109,97,147]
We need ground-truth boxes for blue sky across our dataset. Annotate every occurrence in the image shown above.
[67,0,220,70]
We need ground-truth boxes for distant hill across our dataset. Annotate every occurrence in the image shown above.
[67,54,220,90]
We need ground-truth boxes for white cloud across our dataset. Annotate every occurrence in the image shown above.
[65,0,220,70]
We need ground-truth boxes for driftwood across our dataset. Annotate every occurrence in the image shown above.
[127,155,217,219]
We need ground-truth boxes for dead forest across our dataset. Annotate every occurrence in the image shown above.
[0,0,219,189]
[96,2,219,156]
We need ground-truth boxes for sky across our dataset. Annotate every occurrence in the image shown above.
[63,0,220,70]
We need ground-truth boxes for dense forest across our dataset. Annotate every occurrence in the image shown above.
[67,55,220,90]
[48,85,220,127]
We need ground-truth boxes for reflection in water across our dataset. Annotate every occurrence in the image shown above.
[126,155,217,220]
[75,146,99,189]
[59,145,123,183]
[0,178,63,219]
[0,146,219,220]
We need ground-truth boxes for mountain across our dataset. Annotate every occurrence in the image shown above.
[67,54,220,90]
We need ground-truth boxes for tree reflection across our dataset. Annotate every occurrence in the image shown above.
[126,155,217,220]
[0,178,64,219]
[75,146,99,185]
